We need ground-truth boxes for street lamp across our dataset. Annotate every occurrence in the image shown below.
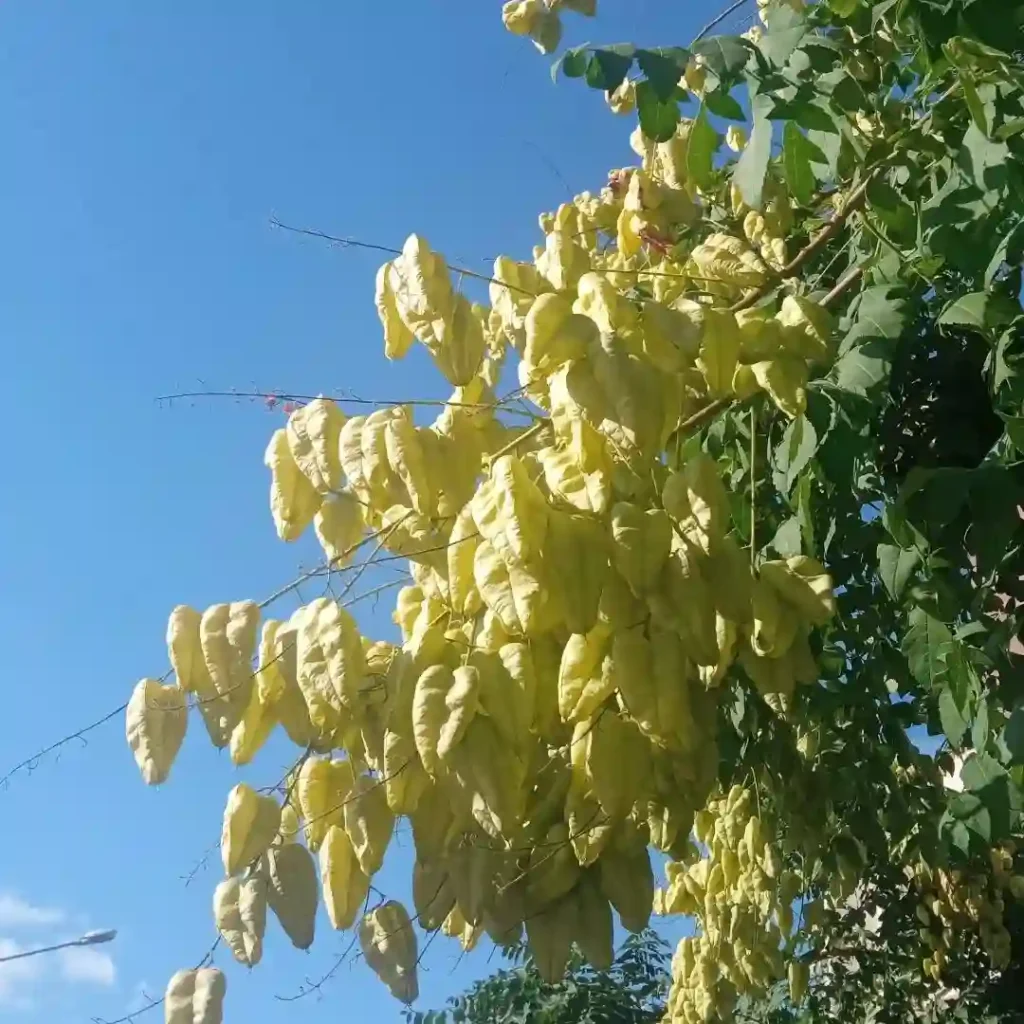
[0,929,117,964]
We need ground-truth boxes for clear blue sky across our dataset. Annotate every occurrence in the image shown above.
[0,2,755,1021]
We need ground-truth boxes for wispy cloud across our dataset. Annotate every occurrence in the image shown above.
[0,938,44,1009]
[0,894,65,929]
[0,892,118,1009]
[59,946,116,986]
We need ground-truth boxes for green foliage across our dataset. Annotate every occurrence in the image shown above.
[543,0,1024,1016]
[404,930,671,1024]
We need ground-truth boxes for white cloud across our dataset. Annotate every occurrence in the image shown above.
[0,894,65,929]
[58,946,116,986]
[0,938,44,1009]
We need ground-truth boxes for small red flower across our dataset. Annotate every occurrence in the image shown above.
[264,395,279,410]
[282,401,297,416]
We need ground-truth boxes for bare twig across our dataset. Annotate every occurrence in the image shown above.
[269,218,537,297]
[693,0,753,44]
[91,938,221,1024]
[1,703,129,790]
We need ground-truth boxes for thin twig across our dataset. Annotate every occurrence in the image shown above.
[269,218,537,297]
[693,0,753,44]
[484,420,551,465]
[91,938,221,1024]
[0,703,128,790]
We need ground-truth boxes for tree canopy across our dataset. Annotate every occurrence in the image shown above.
[122,2,1024,1022]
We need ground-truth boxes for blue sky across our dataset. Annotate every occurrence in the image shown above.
[0,2,762,1021]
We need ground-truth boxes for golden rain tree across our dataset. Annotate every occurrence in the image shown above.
[124,0,1024,1020]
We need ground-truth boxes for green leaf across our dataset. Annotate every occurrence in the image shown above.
[702,89,745,121]
[636,48,687,100]
[828,0,860,15]
[1005,707,1024,764]
[636,80,680,143]
[553,45,590,82]
[690,36,750,78]
[782,123,822,205]
[878,544,920,601]
[903,607,952,689]
[584,47,635,91]
[772,415,818,495]
[686,106,719,192]
[758,4,809,66]
[985,216,1024,286]
[832,285,912,395]
[772,516,803,556]
[733,96,772,210]
[972,698,990,752]
[959,122,1010,191]
[939,688,970,748]
[936,290,1017,335]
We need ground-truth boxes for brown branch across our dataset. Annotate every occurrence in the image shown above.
[821,266,864,308]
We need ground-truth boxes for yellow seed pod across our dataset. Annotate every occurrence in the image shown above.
[383,409,435,516]
[297,755,353,851]
[640,300,702,372]
[413,664,479,774]
[776,295,834,363]
[126,679,188,786]
[751,356,807,418]
[201,601,260,695]
[343,774,395,877]
[573,875,615,970]
[472,454,550,569]
[599,823,654,933]
[213,875,267,967]
[387,233,453,338]
[689,233,769,290]
[376,261,416,360]
[447,715,527,837]
[536,226,588,291]
[319,824,370,931]
[759,556,837,627]
[313,489,365,568]
[164,968,226,1024]
[359,900,419,1004]
[473,539,525,635]
[523,292,597,379]
[413,858,455,931]
[663,454,730,556]
[611,503,672,597]
[265,843,318,950]
[264,428,322,542]
[338,414,371,500]
[447,503,482,618]
[286,398,346,494]
[750,575,801,658]
[546,510,609,634]
[571,710,650,821]
[558,621,615,723]
[525,895,576,983]
[167,605,210,694]
[537,431,612,516]
[228,683,277,767]
[221,783,281,876]
[697,307,742,397]
[430,295,488,387]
